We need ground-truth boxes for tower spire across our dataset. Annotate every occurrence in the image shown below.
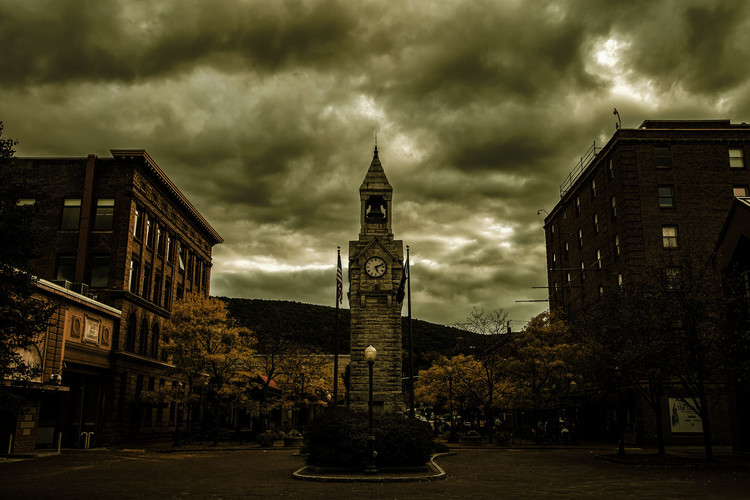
[374,131,378,158]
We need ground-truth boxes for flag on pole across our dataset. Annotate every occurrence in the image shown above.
[397,258,408,303]
[336,251,343,304]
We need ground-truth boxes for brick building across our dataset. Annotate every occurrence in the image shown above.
[545,119,750,315]
[3,278,121,454]
[543,119,750,446]
[3,150,222,445]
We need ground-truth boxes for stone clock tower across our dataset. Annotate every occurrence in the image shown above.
[348,146,404,413]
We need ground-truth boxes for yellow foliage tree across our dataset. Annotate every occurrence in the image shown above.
[163,293,254,445]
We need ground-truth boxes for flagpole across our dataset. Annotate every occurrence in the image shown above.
[333,246,341,408]
[407,245,415,419]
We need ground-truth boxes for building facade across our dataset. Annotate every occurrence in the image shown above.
[545,120,750,316]
[4,150,222,445]
[348,147,405,413]
[3,278,121,454]
[544,119,750,446]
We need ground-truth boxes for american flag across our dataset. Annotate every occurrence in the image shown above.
[336,251,343,304]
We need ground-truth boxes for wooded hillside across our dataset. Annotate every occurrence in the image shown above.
[218,297,480,371]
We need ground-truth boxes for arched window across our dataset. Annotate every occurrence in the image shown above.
[139,319,148,355]
[151,323,160,359]
[126,314,137,352]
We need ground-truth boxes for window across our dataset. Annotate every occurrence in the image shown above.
[140,319,148,355]
[61,198,82,230]
[129,259,140,293]
[592,214,599,235]
[17,198,35,206]
[596,249,602,269]
[608,158,614,179]
[166,234,173,263]
[575,195,581,215]
[655,146,670,168]
[552,253,556,263]
[564,242,569,260]
[666,267,682,290]
[658,186,674,207]
[590,179,597,200]
[156,227,165,255]
[613,234,620,258]
[164,278,172,311]
[617,274,623,287]
[577,228,583,248]
[611,196,617,218]
[598,285,604,298]
[145,218,154,247]
[730,148,744,168]
[90,255,110,288]
[133,207,143,240]
[126,314,137,352]
[153,273,162,306]
[142,265,152,300]
[195,260,202,288]
[178,244,186,273]
[151,323,160,359]
[566,272,571,284]
[733,186,748,197]
[550,225,555,242]
[94,198,114,230]
[662,226,678,248]
[580,261,585,282]
[176,284,184,301]
[187,250,194,281]
[55,255,76,282]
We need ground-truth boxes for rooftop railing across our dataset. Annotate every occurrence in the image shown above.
[560,141,601,197]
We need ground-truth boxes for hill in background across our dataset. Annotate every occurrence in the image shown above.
[218,297,480,372]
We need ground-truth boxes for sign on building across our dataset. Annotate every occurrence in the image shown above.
[669,398,703,433]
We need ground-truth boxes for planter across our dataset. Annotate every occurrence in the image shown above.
[284,437,303,447]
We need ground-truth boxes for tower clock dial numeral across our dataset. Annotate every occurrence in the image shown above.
[365,256,387,277]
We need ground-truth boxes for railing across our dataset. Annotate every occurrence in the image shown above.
[560,141,601,197]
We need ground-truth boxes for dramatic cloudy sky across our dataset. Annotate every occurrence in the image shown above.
[3,0,750,327]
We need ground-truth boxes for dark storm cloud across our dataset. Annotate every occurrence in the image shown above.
[4,0,750,326]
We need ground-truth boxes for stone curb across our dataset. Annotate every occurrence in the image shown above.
[291,452,454,482]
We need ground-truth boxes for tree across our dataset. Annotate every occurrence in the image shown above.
[415,354,514,439]
[577,242,734,460]
[162,294,254,445]
[0,122,53,421]
[454,307,511,441]
[505,312,584,437]
[575,274,675,455]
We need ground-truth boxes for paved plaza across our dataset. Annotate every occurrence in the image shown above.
[2,444,750,499]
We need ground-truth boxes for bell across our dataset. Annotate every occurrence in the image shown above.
[367,204,385,219]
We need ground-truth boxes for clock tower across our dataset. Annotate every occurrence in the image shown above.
[348,146,405,413]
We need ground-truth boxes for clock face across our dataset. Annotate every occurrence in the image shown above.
[365,256,387,278]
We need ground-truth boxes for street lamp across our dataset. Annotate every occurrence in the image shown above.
[364,345,378,474]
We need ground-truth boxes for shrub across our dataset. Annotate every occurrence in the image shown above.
[304,409,370,467]
[286,429,303,439]
[304,409,435,467]
[256,430,280,447]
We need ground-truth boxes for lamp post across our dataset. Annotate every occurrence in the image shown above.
[364,345,378,474]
